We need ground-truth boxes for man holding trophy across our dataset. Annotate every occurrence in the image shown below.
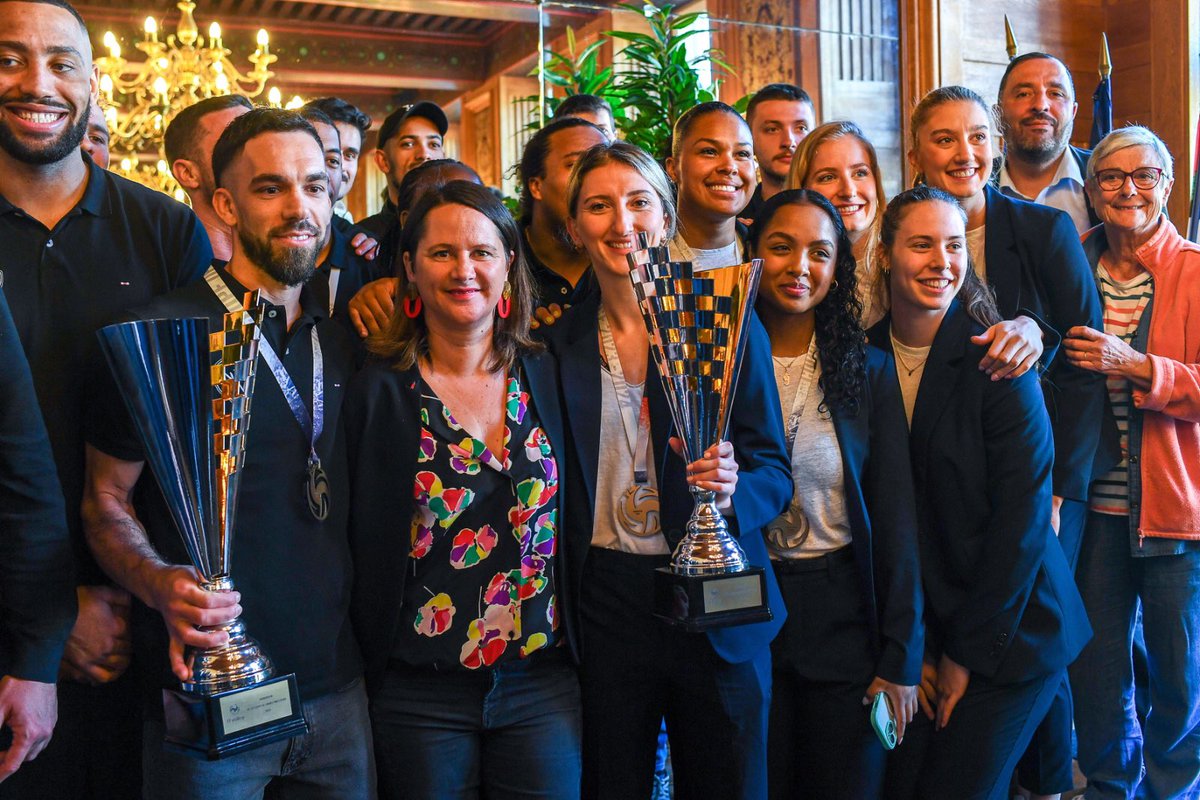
[82,109,372,798]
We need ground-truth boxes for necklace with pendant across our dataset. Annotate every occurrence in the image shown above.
[773,354,804,386]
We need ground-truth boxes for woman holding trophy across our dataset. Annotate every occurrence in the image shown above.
[545,140,791,800]
[867,186,1091,800]
[342,181,580,799]
[748,189,923,800]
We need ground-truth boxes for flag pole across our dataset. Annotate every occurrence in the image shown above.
[1004,15,1018,61]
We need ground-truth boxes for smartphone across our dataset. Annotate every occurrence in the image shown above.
[870,691,898,750]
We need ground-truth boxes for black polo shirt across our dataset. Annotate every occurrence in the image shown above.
[0,153,212,585]
[521,223,595,311]
[315,215,390,322]
[356,198,399,279]
[87,266,362,709]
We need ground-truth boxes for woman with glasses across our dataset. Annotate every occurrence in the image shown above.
[1063,126,1200,800]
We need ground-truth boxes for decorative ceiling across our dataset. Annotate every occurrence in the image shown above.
[75,0,613,125]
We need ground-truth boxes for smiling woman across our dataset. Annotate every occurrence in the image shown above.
[665,101,757,268]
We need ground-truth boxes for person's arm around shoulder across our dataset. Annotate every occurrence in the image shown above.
[81,447,240,682]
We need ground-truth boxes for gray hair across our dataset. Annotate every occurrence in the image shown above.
[1087,125,1174,180]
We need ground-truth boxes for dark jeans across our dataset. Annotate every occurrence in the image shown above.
[579,547,771,800]
[143,678,375,800]
[768,548,885,800]
[886,670,1060,800]
[1070,511,1200,799]
[371,651,581,800]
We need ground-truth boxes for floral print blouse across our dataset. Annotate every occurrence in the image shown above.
[391,370,561,670]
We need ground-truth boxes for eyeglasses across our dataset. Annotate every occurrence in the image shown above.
[1093,167,1165,191]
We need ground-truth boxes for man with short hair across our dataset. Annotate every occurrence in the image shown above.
[556,93,615,140]
[0,2,212,796]
[517,116,607,328]
[995,52,1100,234]
[164,93,253,260]
[83,108,372,798]
[360,101,446,238]
[81,103,109,169]
[306,97,371,222]
[742,83,815,222]
[299,105,382,320]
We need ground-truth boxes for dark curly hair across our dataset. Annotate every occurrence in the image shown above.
[748,189,866,415]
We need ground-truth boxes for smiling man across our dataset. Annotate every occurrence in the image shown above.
[995,52,1099,234]
[0,2,212,797]
[83,109,370,799]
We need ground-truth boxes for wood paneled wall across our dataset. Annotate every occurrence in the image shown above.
[903,0,1199,228]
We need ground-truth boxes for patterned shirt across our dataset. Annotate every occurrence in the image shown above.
[1090,262,1154,516]
[392,370,561,670]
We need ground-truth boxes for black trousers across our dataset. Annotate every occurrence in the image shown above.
[579,547,771,800]
[767,547,886,800]
[886,669,1061,800]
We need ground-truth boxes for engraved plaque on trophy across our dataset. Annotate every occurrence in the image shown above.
[97,299,308,759]
[628,234,773,631]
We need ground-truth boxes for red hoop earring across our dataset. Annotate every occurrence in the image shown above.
[496,281,512,319]
[402,293,422,318]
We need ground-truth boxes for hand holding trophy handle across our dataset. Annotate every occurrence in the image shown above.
[143,564,241,681]
[670,439,739,511]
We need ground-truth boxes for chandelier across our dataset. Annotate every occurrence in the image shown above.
[95,2,301,194]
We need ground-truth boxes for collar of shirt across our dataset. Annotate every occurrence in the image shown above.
[998,148,1085,201]
[0,151,111,220]
[319,216,353,274]
[213,260,327,332]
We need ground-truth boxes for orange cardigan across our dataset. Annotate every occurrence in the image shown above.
[1085,217,1200,539]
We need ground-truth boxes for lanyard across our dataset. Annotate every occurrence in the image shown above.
[598,309,652,485]
[205,267,329,519]
[326,267,341,317]
[781,339,819,454]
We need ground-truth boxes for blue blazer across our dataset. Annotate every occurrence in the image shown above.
[824,347,925,686]
[341,350,574,694]
[982,184,1112,501]
[867,302,1091,684]
[545,289,791,664]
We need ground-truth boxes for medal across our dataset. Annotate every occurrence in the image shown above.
[307,457,330,521]
[618,483,661,538]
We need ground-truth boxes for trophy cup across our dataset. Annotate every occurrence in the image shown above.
[628,234,773,631]
[96,299,308,760]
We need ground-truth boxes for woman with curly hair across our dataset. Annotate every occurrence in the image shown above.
[748,189,924,800]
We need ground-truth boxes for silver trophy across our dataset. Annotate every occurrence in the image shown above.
[96,299,307,759]
[628,234,772,630]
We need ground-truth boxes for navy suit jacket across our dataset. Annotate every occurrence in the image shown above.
[342,350,573,694]
[868,303,1091,684]
[982,184,1111,501]
[545,290,791,664]
[826,347,924,686]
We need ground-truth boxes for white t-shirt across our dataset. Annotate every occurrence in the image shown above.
[891,330,931,428]
[966,224,987,285]
[669,232,743,270]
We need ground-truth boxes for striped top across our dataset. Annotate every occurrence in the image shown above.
[1090,261,1154,516]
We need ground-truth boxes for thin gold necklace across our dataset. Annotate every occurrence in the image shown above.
[773,354,804,386]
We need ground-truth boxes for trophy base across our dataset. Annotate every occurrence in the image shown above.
[652,566,772,632]
[163,673,308,760]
